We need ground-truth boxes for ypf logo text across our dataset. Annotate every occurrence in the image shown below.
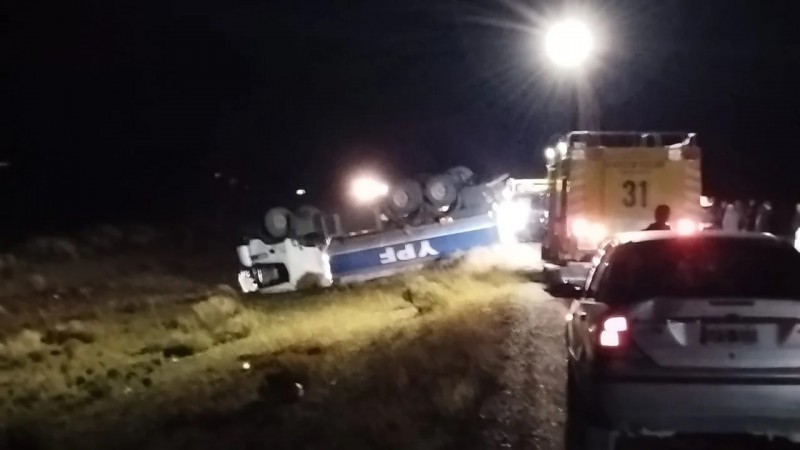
[378,240,439,264]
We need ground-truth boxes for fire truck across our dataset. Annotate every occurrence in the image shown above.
[541,131,703,264]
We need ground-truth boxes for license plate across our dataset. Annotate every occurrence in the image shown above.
[701,324,758,345]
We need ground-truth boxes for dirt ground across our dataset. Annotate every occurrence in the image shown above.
[478,284,568,450]
[0,249,564,450]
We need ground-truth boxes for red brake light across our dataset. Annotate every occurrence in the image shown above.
[599,316,628,348]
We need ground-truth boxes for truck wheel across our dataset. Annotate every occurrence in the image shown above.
[264,207,292,241]
[293,205,325,244]
[446,166,474,186]
[385,179,423,218]
[455,185,491,215]
[423,174,458,209]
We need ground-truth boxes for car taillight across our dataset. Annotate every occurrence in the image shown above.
[599,316,628,348]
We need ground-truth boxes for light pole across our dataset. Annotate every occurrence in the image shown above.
[543,18,598,130]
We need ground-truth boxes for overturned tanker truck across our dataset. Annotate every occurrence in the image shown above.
[236,167,527,293]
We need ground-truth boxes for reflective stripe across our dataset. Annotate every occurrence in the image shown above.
[680,160,703,219]
[568,164,586,217]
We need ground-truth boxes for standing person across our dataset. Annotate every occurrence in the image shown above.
[755,201,773,233]
[733,200,747,230]
[793,203,800,251]
[709,199,724,229]
[644,204,671,231]
[716,200,727,229]
[744,200,758,231]
[722,202,740,232]
[792,203,800,232]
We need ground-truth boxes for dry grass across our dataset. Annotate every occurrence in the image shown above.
[0,267,536,450]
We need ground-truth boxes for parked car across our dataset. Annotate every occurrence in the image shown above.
[555,230,800,449]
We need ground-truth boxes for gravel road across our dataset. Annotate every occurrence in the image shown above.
[479,283,567,450]
[478,282,800,450]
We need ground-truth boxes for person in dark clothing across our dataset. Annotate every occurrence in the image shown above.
[755,201,773,232]
[792,203,800,250]
[644,204,671,231]
[744,199,758,231]
[707,198,724,229]
[793,203,800,233]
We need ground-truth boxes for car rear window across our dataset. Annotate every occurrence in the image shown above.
[598,237,800,303]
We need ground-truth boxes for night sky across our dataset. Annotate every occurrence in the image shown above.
[3,0,800,235]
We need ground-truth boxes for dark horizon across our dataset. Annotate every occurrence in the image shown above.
[4,0,800,236]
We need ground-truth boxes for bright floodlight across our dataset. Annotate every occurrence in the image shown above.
[544,19,595,68]
[495,199,532,243]
[351,176,389,204]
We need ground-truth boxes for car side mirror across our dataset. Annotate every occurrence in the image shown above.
[548,282,584,299]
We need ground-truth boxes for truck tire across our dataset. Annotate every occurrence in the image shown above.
[423,174,458,209]
[263,207,292,241]
[454,184,492,216]
[446,166,474,186]
[385,179,423,219]
[293,205,325,245]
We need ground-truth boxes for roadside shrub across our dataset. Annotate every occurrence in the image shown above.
[81,224,124,251]
[189,295,253,344]
[23,237,80,261]
[140,331,214,358]
[191,295,241,329]
[42,320,96,345]
[0,329,45,366]
[26,274,48,293]
[0,253,18,279]
[401,288,438,315]
[123,224,160,246]
[209,284,240,300]
[209,315,251,344]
